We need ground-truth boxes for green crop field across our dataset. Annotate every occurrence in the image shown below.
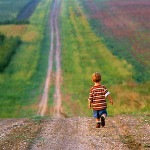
[0,0,31,22]
[0,0,52,117]
[60,0,150,117]
[80,0,150,83]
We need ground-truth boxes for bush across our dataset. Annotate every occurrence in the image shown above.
[0,34,21,72]
[0,19,30,25]
[0,33,6,44]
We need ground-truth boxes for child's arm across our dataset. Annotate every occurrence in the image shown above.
[88,88,93,109]
[89,101,92,109]
[103,86,113,105]
[107,94,113,105]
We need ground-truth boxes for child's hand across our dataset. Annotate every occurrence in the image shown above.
[107,94,113,105]
[110,99,113,105]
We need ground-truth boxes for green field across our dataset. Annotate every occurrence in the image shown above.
[0,0,52,117]
[79,0,150,83]
[0,0,31,22]
[60,0,150,116]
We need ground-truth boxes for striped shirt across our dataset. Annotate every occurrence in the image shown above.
[88,84,110,110]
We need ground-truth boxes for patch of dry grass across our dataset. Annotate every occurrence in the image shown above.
[0,25,27,38]
[108,83,150,115]
[22,31,40,42]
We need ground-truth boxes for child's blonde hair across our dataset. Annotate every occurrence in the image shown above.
[92,72,101,82]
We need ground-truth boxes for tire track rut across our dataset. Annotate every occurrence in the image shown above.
[38,0,61,117]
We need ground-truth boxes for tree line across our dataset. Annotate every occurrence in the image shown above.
[0,33,21,72]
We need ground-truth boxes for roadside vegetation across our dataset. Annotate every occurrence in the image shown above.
[0,0,52,117]
[59,0,150,117]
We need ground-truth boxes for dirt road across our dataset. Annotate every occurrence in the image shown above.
[38,0,62,117]
[31,116,150,150]
[0,115,149,149]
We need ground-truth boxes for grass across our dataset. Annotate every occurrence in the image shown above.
[144,145,150,148]
[108,83,150,115]
[0,0,52,118]
[60,0,135,117]
[31,115,48,123]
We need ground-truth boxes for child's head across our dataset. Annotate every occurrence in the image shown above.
[92,72,101,83]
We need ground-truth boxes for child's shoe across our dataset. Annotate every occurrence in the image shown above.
[96,121,101,128]
[101,116,105,127]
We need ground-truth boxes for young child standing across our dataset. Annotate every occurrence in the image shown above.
[88,72,113,128]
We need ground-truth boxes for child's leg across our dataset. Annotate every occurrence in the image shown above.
[102,114,106,118]
[96,118,100,122]
[101,109,107,127]
[93,110,101,128]
[101,115,105,127]
[96,118,101,128]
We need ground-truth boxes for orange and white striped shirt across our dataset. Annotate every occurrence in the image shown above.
[88,84,110,110]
